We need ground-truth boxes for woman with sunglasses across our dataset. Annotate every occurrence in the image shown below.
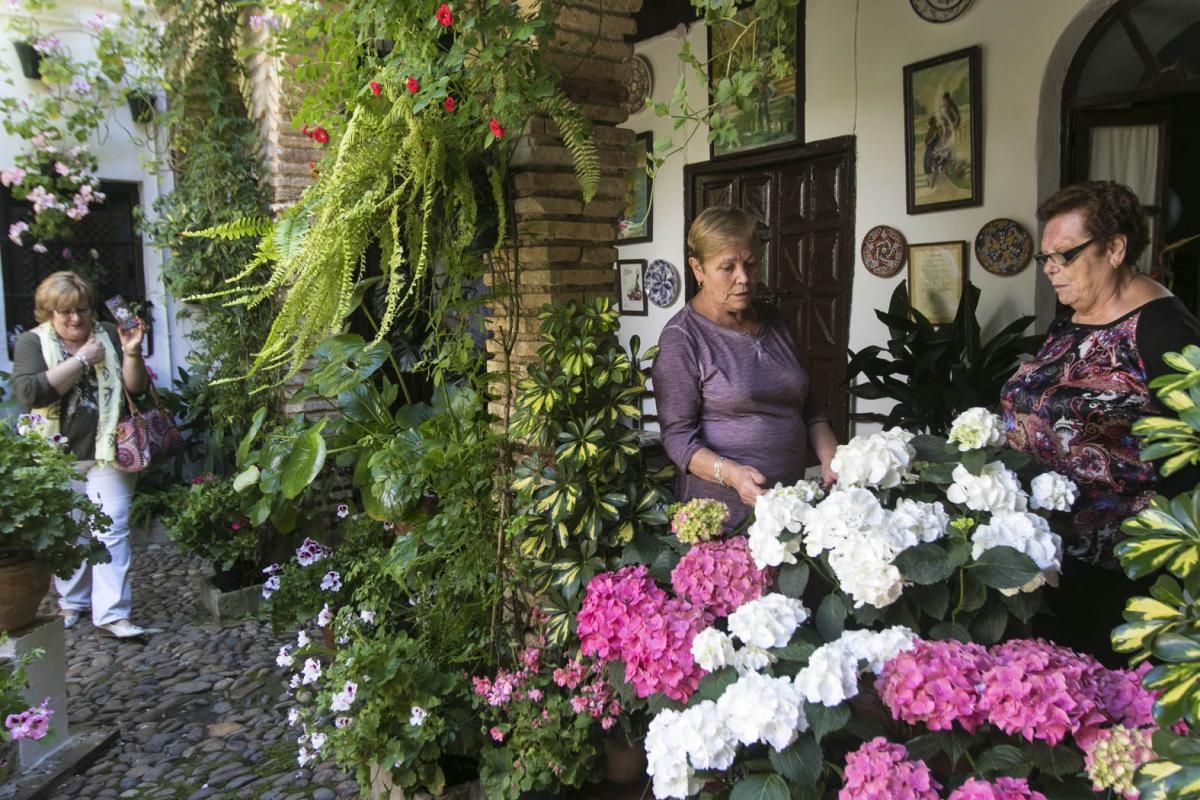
[11,271,150,639]
[1000,180,1200,664]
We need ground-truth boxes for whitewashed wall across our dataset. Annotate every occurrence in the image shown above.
[619,0,1117,434]
[0,0,182,385]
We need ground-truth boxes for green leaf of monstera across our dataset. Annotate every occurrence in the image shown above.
[280,421,327,499]
[729,774,790,800]
[894,543,954,585]
[970,546,1040,590]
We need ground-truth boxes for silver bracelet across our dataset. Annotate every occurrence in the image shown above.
[74,353,90,369]
[713,456,727,487]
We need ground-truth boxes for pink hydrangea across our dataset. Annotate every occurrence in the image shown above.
[670,537,768,617]
[876,638,992,733]
[577,565,665,662]
[839,737,941,800]
[946,777,1047,800]
[979,639,1098,746]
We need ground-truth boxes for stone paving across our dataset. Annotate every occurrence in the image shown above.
[41,543,359,800]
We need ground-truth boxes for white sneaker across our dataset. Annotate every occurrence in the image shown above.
[96,619,147,639]
[61,610,84,629]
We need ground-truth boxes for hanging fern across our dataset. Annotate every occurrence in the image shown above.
[182,215,274,242]
[539,93,600,204]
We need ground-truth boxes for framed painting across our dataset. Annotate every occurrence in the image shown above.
[618,131,653,244]
[707,5,803,159]
[903,46,983,214]
[616,258,648,316]
[908,240,967,325]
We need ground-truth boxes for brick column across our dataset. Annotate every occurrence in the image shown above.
[244,44,321,215]
[487,0,644,394]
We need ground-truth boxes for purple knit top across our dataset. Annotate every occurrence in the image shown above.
[651,303,828,525]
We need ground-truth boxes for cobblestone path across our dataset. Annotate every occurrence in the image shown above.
[43,544,358,800]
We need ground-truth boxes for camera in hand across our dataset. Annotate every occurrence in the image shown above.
[104,295,140,332]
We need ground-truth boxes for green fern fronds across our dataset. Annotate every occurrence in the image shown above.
[182,215,274,241]
[539,93,600,204]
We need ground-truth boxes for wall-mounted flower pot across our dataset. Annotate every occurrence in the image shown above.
[12,41,42,80]
[126,91,156,124]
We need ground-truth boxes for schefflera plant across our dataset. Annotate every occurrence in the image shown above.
[510,297,674,641]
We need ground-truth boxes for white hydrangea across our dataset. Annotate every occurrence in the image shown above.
[945,462,1028,514]
[971,511,1063,595]
[836,626,918,673]
[1030,471,1078,512]
[691,628,736,672]
[885,498,950,551]
[747,482,824,569]
[830,428,915,489]
[716,672,807,750]
[727,594,808,649]
[646,709,702,799]
[802,488,889,558]
[793,643,860,706]
[827,549,904,609]
[731,644,775,676]
[947,407,1005,451]
[675,701,739,771]
[747,521,802,570]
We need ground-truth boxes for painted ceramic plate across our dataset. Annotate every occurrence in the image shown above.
[645,259,680,308]
[861,225,908,278]
[975,218,1033,276]
[622,55,653,115]
[909,0,973,23]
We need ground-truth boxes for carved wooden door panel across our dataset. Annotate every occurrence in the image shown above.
[684,137,856,443]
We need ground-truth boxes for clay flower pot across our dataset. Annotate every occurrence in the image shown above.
[604,734,647,784]
[0,558,52,632]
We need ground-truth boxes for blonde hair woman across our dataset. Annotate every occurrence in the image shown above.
[651,207,839,529]
[11,271,150,638]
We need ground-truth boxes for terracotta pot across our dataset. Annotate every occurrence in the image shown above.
[0,558,52,632]
[604,736,647,784]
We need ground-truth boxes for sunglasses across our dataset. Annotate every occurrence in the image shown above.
[1033,237,1096,269]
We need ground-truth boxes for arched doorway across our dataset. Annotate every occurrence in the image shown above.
[1061,0,1200,312]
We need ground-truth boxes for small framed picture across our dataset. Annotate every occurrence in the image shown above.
[618,132,654,244]
[908,240,967,325]
[616,258,648,316]
[903,46,983,214]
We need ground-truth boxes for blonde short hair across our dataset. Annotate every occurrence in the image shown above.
[33,271,98,323]
[686,207,758,264]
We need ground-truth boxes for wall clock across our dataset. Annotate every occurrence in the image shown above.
[909,0,973,23]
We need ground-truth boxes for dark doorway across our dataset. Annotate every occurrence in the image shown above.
[683,136,856,443]
[2,181,147,356]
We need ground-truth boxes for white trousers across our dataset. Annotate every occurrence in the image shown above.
[54,462,137,626]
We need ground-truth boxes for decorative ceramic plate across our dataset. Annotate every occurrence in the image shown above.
[622,55,653,116]
[909,0,973,23]
[861,225,907,278]
[975,218,1033,276]
[645,259,680,308]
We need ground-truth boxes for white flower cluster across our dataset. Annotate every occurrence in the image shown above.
[646,674,806,799]
[1030,471,1077,512]
[793,627,917,706]
[747,481,824,567]
[829,428,915,489]
[693,594,809,676]
[947,407,1005,451]
[971,511,1063,595]
[945,462,1027,514]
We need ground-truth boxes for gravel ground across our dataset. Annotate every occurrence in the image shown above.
[39,544,359,800]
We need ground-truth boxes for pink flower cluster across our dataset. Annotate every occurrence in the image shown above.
[946,777,1047,800]
[839,737,941,800]
[670,536,768,617]
[876,638,1157,749]
[5,699,53,741]
[553,658,621,730]
[576,565,709,701]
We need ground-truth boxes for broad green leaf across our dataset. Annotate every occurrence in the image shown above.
[729,774,789,800]
[280,421,328,499]
[971,546,1040,590]
[778,562,809,598]
[975,744,1028,775]
[804,702,850,743]
[696,668,738,703]
[1154,633,1200,663]
[232,465,260,493]
[235,406,268,467]
[816,593,847,641]
[768,734,822,784]
[894,543,954,585]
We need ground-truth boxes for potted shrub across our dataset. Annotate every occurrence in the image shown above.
[0,415,109,632]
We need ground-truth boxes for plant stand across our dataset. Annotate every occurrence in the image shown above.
[0,617,69,771]
[193,575,264,621]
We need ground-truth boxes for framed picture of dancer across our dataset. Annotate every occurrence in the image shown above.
[616,258,648,316]
[903,46,983,214]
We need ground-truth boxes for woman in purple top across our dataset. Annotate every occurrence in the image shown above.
[1000,181,1200,664]
[652,207,839,527]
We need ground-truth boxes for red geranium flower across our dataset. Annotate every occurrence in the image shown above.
[436,3,453,27]
[312,127,329,144]
[443,96,456,113]
[369,80,382,96]
[488,117,505,139]
[406,76,420,94]
[301,124,310,136]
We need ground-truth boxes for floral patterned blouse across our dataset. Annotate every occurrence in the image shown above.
[1000,297,1200,569]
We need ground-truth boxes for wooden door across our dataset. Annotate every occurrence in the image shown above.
[684,136,856,443]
